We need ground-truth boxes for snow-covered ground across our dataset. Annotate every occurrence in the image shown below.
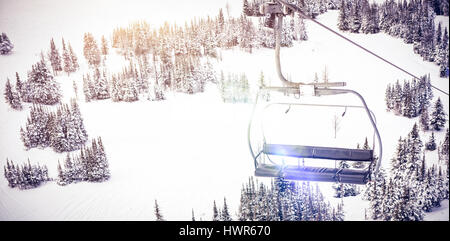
[0,1,448,220]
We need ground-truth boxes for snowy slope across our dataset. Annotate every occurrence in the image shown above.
[1,1,449,220]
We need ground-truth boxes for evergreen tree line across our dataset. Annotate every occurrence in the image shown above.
[385,75,433,118]
[218,71,251,103]
[20,100,88,153]
[338,0,380,34]
[57,137,110,185]
[110,6,309,58]
[81,56,217,103]
[339,0,449,77]
[364,123,449,221]
[83,5,313,102]
[237,177,345,221]
[0,32,14,55]
[3,159,50,190]
[244,0,340,19]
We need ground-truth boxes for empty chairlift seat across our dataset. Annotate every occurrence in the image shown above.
[255,144,374,184]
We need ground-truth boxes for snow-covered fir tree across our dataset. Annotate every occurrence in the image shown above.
[68,42,79,72]
[101,35,109,56]
[0,32,14,54]
[213,200,220,221]
[440,128,449,163]
[425,132,437,151]
[62,38,77,75]
[20,105,52,149]
[4,78,22,110]
[48,38,63,75]
[419,106,431,131]
[430,97,447,131]
[21,59,61,105]
[338,0,350,31]
[221,197,232,221]
[154,200,165,221]
[83,32,101,66]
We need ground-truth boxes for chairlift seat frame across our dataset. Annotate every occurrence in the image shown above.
[247,0,383,184]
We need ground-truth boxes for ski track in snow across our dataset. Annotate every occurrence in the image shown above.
[0,1,449,220]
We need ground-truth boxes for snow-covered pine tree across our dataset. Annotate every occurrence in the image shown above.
[57,160,66,186]
[221,197,232,221]
[154,200,165,221]
[50,106,70,153]
[391,184,424,221]
[15,72,23,98]
[83,74,93,102]
[0,32,14,54]
[436,27,449,77]
[425,132,437,151]
[349,0,362,33]
[213,200,220,221]
[338,0,349,31]
[73,80,78,100]
[62,38,73,76]
[21,105,52,149]
[101,35,109,56]
[95,137,110,181]
[419,106,430,131]
[68,43,79,72]
[294,14,308,41]
[21,59,61,105]
[430,97,447,131]
[440,128,449,163]
[93,67,110,100]
[48,38,63,75]
[393,80,403,115]
[385,84,394,111]
[4,78,22,110]
[437,166,448,201]
[391,137,407,183]
[70,99,89,149]
[83,32,101,67]
[405,123,423,173]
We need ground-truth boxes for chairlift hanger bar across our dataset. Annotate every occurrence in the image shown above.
[275,0,449,96]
